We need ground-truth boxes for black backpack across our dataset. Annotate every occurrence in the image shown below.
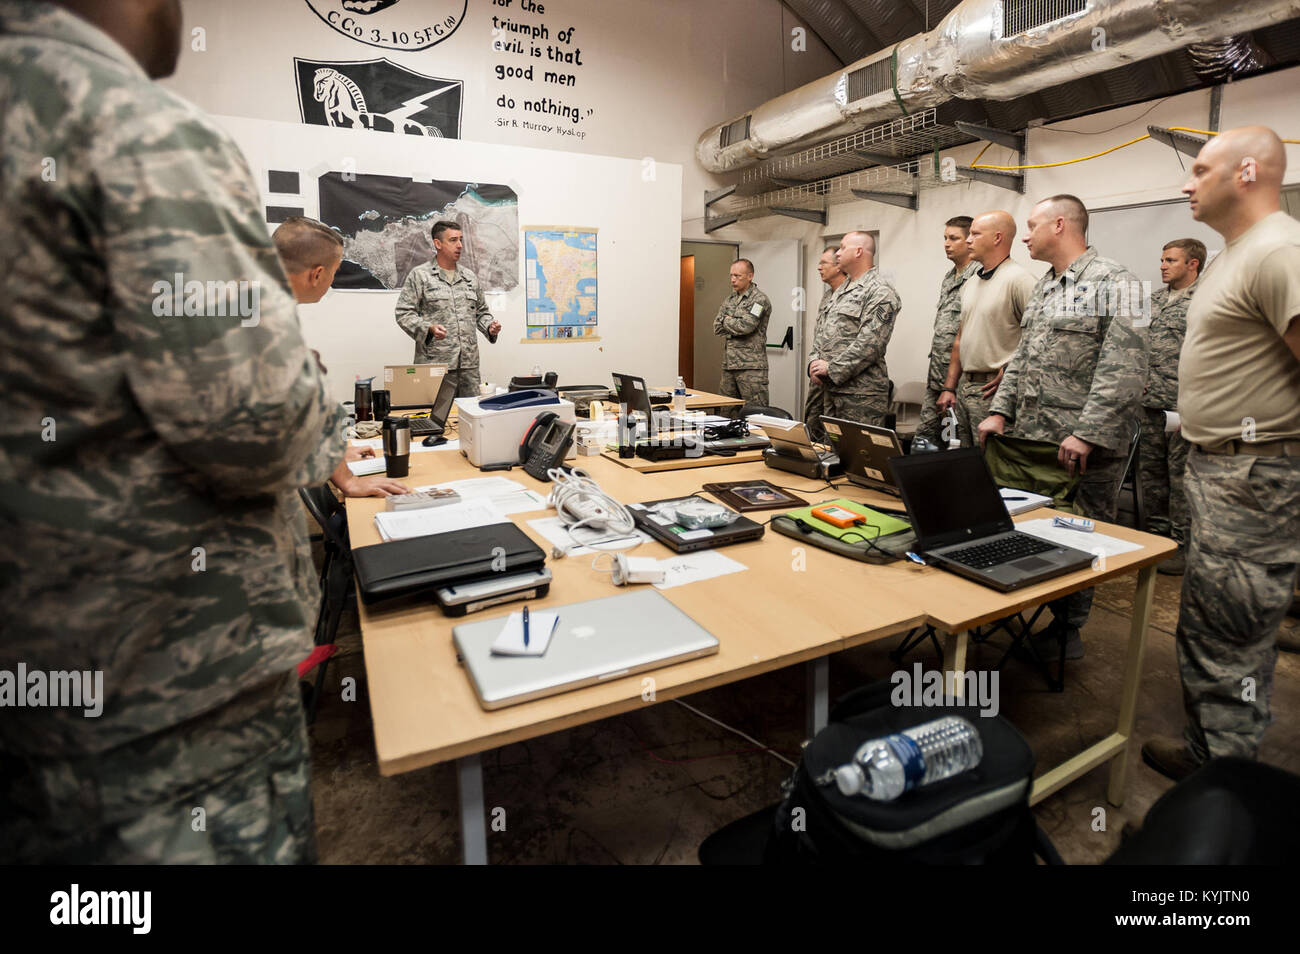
[701,680,1058,865]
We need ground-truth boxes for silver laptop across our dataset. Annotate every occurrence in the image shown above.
[453,589,720,710]
[822,416,903,496]
[387,363,449,410]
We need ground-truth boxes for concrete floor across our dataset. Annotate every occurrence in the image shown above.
[307,571,1300,864]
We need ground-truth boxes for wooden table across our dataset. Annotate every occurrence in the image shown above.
[658,386,744,412]
[344,453,1173,863]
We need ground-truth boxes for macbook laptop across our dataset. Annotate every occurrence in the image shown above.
[403,373,458,437]
[453,589,719,709]
[822,417,903,496]
[629,497,765,553]
[889,447,1096,592]
[387,363,449,409]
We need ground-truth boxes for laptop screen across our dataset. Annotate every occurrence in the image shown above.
[890,448,1013,549]
[611,372,654,422]
[429,374,458,426]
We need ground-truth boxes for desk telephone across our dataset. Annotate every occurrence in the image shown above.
[520,411,575,481]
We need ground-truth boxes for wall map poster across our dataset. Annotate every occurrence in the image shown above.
[295,57,462,138]
[317,173,519,292]
[524,227,597,340]
[304,1,466,51]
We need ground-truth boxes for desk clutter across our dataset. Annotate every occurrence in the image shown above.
[347,370,1152,714]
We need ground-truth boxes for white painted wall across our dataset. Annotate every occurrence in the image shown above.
[215,115,681,404]
[684,67,1300,395]
[165,0,841,223]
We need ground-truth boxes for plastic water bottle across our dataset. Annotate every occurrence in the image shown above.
[673,375,687,414]
[832,716,982,801]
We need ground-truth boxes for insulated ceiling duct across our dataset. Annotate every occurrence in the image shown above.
[698,0,1300,173]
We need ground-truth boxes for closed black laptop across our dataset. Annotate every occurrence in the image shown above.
[889,448,1095,592]
[353,523,546,603]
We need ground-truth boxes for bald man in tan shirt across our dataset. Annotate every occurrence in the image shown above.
[1141,126,1300,783]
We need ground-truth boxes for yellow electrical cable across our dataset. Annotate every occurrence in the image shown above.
[969,125,1300,171]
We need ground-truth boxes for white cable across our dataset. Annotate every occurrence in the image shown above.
[546,467,640,554]
[672,699,798,769]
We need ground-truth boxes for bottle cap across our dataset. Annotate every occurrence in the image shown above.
[833,764,865,796]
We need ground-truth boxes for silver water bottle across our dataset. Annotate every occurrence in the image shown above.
[381,415,410,478]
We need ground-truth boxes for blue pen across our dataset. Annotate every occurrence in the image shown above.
[522,605,530,648]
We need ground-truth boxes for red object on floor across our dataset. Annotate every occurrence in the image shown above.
[298,643,338,679]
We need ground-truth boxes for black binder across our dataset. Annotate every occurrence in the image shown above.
[353,523,547,604]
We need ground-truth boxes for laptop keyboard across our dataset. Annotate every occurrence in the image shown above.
[407,418,440,436]
[943,533,1054,569]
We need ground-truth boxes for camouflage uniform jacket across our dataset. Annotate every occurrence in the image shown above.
[713,282,771,370]
[926,262,980,391]
[811,269,901,395]
[395,263,495,368]
[0,2,344,757]
[990,247,1148,452]
[1143,277,1198,411]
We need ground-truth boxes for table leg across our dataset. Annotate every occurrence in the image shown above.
[1106,565,1157,807]
[457,753,488,865]
[942,630,969,698]
[806,657,829,737]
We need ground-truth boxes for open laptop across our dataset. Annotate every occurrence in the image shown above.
[629,497,765,553]
[403,373,458,437]
[453,589,719,709]
[387,363,449,409]
[762,419,841,478]
[889,447,1096,592]
[821,417,904,496]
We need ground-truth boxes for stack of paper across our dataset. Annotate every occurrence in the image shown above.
[373,498,509,541]
[490,610,559,656]
[413,477,547,516]
[1000,487,1055,515]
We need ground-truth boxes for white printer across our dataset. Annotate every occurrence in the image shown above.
[456,390,578,468]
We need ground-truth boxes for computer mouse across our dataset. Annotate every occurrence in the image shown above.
[422,435,447,447]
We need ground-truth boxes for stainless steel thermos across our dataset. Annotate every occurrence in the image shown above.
[381,415,410,477]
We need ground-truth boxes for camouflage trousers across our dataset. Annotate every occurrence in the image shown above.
[1047,449,1127,632]
[445,367,482,399]
[954,372,998,449]
[1176,450,1300,761]
[915,385,946,446]
[803,381,889,430]
[1137,406,1189,542]
[719,368,769,416]
[0,672,315,864]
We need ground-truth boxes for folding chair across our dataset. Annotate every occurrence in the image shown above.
[298,483,355,723]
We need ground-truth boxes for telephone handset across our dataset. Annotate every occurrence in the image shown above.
[520,411,576,481]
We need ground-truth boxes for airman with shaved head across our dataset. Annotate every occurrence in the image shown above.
[1142,126,1300,782]
[807,230,901,427]
[937,211,1036,447]
[978,194,1149,662]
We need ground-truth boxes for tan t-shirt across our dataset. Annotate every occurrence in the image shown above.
[1179,211,1300,446]
[958,258,1037,372]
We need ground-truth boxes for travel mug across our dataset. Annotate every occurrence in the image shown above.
[355,378,374,422]
[372,389,391,421]
[381,415,411,477]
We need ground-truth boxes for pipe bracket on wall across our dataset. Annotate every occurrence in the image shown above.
[704,184,739,233]
[850,188,918,210]
[954,121,1025,154]
[1147,125,1210,159]
[954,165,1025,193]
[770,206,827,225]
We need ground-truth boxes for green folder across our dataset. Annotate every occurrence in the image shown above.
[783,498,911,541]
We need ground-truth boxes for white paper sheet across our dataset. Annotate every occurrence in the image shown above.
[652,550,748,590]
[1015,518,1143,558]
[373,499,510,541]
[527,516,649,555]
[999,486,1055,516]
[412,477,546,515]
